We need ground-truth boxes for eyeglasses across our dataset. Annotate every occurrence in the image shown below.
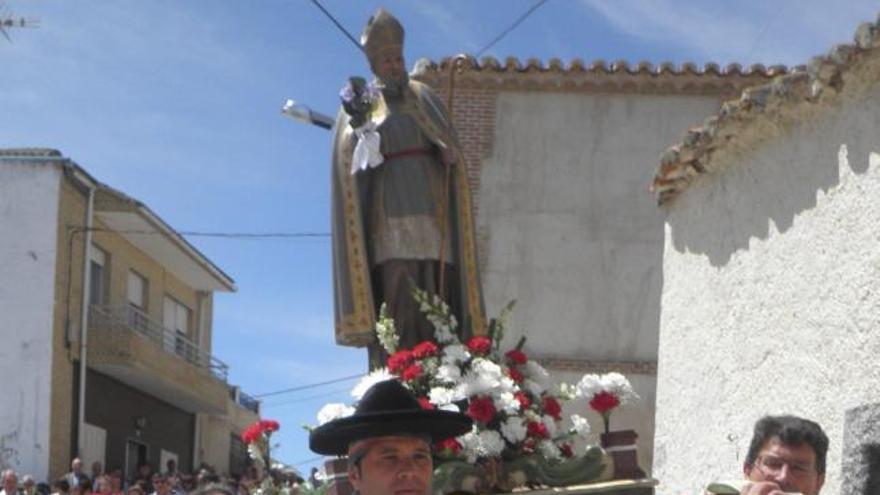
[755,455,815,479]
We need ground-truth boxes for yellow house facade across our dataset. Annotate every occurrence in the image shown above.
[0,148,258,482]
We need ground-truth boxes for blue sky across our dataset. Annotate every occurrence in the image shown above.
[2,0,877,475]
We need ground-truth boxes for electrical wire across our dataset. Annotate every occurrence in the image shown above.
[308,0,365,54]
[69,226,330,239]
[476,0,551,57]
[253,372,365,398]
[261,385,354,408]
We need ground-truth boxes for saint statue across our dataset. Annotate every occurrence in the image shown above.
[330,8,485,365]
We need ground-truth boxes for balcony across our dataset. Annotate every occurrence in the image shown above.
[88,304,229,414]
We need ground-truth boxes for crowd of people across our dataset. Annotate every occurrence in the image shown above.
[0,458,316,495]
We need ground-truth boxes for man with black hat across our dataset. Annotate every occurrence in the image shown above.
[310,380,472,495]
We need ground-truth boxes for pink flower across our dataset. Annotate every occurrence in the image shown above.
[507,367,524,383]
[417,397,435,410]
[436,437,462,457]
[560,443,574,458]
[259,419,280,432]
[514,392,531,409]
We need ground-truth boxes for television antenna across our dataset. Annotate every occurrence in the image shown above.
[0,1,39,43]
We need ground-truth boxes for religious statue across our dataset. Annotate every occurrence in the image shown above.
[330,8,485,365]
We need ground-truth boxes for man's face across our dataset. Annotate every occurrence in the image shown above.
[4,474,17,493]
[72,460,82,474]
[744,436,825,495]
[348,436,432,495]
[153,479,170,495]
[371,48,405,83]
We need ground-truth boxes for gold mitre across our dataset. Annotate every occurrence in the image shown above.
[361,7,404,56]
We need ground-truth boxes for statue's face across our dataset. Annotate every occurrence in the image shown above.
[371,46,406,86]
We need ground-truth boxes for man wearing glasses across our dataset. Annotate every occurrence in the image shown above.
[741,415,828,495]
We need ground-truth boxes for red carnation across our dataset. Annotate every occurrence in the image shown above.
[436,437,462,456]
[527,420,549,439]
[589,390,621,414]
[401,363,424,381]
[505,349,528,365]
[418,397,435,410]
[387,349,414,374]
[466,336,492,356]
[542,396,562,420]
[240,423,261,444]
[507,367,524,383]
[560,443,574,458]
[467,397,497,424]
[259,419,280,432]
[412,341,439,359]
[514,391,531,409]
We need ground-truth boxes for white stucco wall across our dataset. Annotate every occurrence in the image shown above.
[0,161,61,479]
[479,92,721,362]
[477,92,721,473]
[653,87,880,495]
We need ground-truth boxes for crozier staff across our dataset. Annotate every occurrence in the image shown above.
[309,380,473,495]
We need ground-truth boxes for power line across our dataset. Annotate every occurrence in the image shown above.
[253,373,365,398]
[261,385,354,408]
[308,0,365,54]
[69,226,330,240]
[476,0,551,57]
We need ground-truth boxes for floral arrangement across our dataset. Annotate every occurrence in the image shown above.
[339,77,380,129]
[318,289,609,465]
[574,373,638,434]
[240,419,283,495]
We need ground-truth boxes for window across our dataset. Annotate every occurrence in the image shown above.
[127,270,147,309]
[88,245,108,305]
[163,296,192,360]
[126,270,148,330]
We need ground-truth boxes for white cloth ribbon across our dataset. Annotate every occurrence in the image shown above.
[351,122,383,174]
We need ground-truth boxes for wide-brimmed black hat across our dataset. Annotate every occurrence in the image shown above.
[309,379,473,456]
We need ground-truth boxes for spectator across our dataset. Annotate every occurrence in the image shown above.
[163,461,175,478]
[125,486,143,495]
[133,464,152,495]
[106,471,122,495]
[92,476,111,495]
[20,476,35,495]
[34,483,50,495]
[1,470,20,495]
[148,475,170,495]
[66,459,89,490]
[740,415,828,495]
[89,465,102,484]
[50,479,69,495]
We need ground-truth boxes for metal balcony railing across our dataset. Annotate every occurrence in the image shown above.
[227,386,261,414]
[89,304,229,381]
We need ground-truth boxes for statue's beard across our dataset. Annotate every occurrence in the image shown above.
[380,73,409,100]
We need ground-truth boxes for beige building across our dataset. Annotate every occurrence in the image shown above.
[0,148,258,482]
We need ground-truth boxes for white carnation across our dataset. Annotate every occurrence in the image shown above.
[436,363,462,384]
[429,387,457,406]
[523,379,545,396]
[602,372,638,403]
[575,373,603,399]
[570,414,591,436]
[478,430,505,457]
[538,440,562,460]
[442,344,470,364]
[500,416,527,443]
[463,358,504,396]
[439,403,461,412]
[351,370,393,400]
[542,415,558,437]
[317,403,355,425]
[525,360,550,384]
[493,391,520,415]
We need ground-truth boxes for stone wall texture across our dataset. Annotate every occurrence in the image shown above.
[653,86,880,495]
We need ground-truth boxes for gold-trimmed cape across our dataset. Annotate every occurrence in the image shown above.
[331,79,486,347]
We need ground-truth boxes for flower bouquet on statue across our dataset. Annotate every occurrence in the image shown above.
[340,77,384,174]
[313,288,638,493]
[573,373,645,479]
